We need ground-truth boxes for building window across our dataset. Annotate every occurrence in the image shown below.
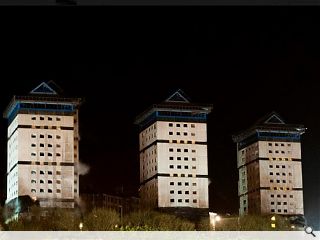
[177,149,181,152]
[192,183,197,186]
[192,158,196,161]
[40,143,44,147]
[169,123,173,127]
[271,194,274,198]
[185,191,189,194]
[31,170,36,174]
[48,144,53,148]
[169,157,174,160]
[31,189,36,193]
[40,189,44,193]
[32,117,36,120]
[184,132,188,136]
[56,144,61,148]
[48,180,52,184]
[178,182,182,186]
[181,174,185,177]
[170,182,174,185]
[277,209,281,213]
[170,190,174,194]
[40,180,44,184]
[184,166,188,169]
[31,180,36,184]
[178,191,182,194]
[185,182,189,186]
[290,195,293,198]
[40,117,44,120]
[31,134,36,138]
[172,140,177,143]
[40,171,45,175]
[40,152,44,157]
[56,153,61,157]
[176,124,180,127]
[169,165,174,169]
[183,124,187,127]
[268,143,272,146]
[270,180,274,183]
[48,189,52,193]
[169,132,173,135]
[271,209,275,213]
[184,157,188,161]
[191,124,195,128]
[31,143,36,147]
[269,150,272,153]
[48,117,52,121]
[185,199,189,203]
[193,191,197,194]
[276,165,280,168]
[193,199,197,203]
[56,135,61,139]
[177,157,181,160]
[56,117,61,121]
[177,165,181,169]
[170,199,174,202]
[169,148,173,152]
[277,194,281,198]
[269,165,273,168]
[31,153,36,157]
[269,172,273,175]
[271,202,274,205]
[40,134,44,138]
[191,133,195,136]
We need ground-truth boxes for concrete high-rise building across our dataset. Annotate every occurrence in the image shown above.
[135,90,212,217]
[4,81,81,209]
[232,112,305,216]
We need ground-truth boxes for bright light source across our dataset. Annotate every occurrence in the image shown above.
[215,215,221,222]
[271,223,276,228]
[291,225,295,229]
[79,222,83,231]
[271,216,276,221]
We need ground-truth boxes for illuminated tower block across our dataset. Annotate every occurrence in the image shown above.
[232,112,305,216]
[135,90,212,217]
[4,81,81,209]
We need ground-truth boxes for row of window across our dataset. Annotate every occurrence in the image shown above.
[270,179,292,184]
[269,172,292,176]
[31,179,56,184]
[169,156,196,161]
[31,188,59,193]
[31,143,61,148]
[268,143,291,147]
[31,116,61,121]
[271,194,293,198]
[271,209,290,213]
[268,150,291,154]
[169,165,196,170]
[171,173,195,177]
[170,190,197,195]
[31,134,61,139]
[269,164,289,169]
[170,199,197,203]
[170,182,197,186]
[31,170,61,175]
[169,132,196,136]
[169,148,196,153]
[169,123,195,128]
[31,152,61,157]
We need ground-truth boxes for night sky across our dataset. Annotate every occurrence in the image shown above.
[0,7,319,229]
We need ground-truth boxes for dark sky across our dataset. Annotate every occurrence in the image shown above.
[0,7,319,229]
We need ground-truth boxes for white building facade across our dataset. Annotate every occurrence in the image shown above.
[135,90,212,216]
[4,82,81,209]
[233,112,305,216]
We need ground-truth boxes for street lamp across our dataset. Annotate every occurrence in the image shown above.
[209,212,221,231]
[79,222,83,231]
